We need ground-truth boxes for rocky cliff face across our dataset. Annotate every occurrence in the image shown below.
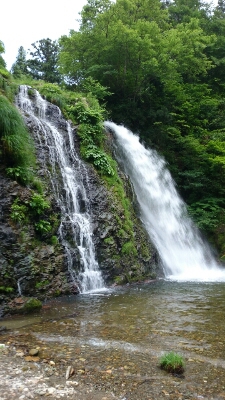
[0,169,73,315]
[0,89,157,314]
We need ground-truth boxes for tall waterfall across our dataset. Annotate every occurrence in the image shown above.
[16,86,105,293]
[105,121,225,282]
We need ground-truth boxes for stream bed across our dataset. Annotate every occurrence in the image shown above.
[1,280,225,399]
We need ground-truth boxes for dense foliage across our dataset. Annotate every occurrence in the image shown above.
[57,0,225,255]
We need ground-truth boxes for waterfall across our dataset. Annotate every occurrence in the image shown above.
[105,121,225,282]
[16,85,105,293]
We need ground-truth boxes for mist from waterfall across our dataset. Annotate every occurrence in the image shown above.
[105,121,225,282]
[16,85,105,293]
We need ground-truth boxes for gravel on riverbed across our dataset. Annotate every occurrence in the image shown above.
[0,344,119,400]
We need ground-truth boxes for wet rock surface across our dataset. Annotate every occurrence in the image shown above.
[0,89,157,314]
[0,169,72,313]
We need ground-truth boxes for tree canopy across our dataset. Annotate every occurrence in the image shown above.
[11,46,28,77]
[27,38,61,83]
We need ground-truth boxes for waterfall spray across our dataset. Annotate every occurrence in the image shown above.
[105,121,225,282]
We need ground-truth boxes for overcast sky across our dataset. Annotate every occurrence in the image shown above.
[1,0,216,70]
[1,0,87,69]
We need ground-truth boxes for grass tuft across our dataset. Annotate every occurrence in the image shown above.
[159,352,185,374]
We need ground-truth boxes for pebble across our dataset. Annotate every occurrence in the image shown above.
[29,349,39,356]
[16,352,25,357]
[65,366,74,379]
[47,387,56,394]
[66,381,79,386]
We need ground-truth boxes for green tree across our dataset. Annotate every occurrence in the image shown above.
[167,0,210,25]
[80,0,112,30]
[217,0,225,13]
[204,0,225,94]
[27,38,61,83]
[0,40,6,68]
[11,46,28,77]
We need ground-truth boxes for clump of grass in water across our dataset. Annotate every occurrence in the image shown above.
[159,352,185,374]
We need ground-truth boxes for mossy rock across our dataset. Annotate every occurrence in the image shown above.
[23,298,42,312]
[4,296,42,315]
[114,275,127,285]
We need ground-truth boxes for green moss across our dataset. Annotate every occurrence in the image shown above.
[0,286,14,293]
[23,298,42,312]
[51,235,59,245]
[35,280,49,289]
[140,243,151,260]
[104,237,115,245]
[118,229,129,239]
[121,241,138,256]
[114,275,126,285]
[54,289,61,297]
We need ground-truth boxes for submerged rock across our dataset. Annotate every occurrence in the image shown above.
[4,297,42,315]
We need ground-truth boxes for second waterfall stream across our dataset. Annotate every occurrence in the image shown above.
[17,85,105,293]
[105,121,225,282]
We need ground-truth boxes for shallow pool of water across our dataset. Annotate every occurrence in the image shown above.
[1,280,225,399]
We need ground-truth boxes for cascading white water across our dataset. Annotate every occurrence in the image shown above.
[16,85,105,293]
[105,121,225,282]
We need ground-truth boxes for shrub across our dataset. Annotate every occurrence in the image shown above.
[34,220,51,234]
[29,193,50,215]
[10,199,28,224]
[30,177,43,194]
[83,144,115,176]
[39,83,65,108]
[0,95,35,169]
[159,352,185,374]
[6,166,32,185]
[51,235,58,245]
